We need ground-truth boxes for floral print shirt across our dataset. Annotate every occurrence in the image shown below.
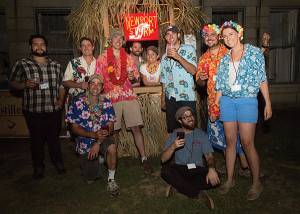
[160,44,197,101]
[196,44,229,105]
[215,44,267,97]
[63,56,100,99]
[65,94,116,155]
[97,52,139,103]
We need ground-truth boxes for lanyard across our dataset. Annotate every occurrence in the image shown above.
[230,45,244,84]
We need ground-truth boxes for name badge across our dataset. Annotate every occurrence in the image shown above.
[40,82,49,90]
[213,75,217,82]
[187,163,196,169]
[231,84,241,91]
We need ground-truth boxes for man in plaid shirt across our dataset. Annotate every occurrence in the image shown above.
[10,34,67,180]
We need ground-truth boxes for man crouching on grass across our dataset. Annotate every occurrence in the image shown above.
[66,74,119,197]
[161,107,220,210]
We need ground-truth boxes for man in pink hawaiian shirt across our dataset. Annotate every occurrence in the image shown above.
[97,28,153,173]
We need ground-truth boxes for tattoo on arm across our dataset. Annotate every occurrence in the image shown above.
[206,153,216,169]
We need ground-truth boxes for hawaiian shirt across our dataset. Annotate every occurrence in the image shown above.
[215,44,267,98]
[196,44,228,105]
[160,44,197,101]
[66,93,116,155]
[97,52,139,103]
[63,56,100,100]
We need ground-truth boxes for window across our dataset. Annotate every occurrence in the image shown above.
[212,8,245,28]
[0,8,9,89]
[269,8,299,83]
[34,8,73,69]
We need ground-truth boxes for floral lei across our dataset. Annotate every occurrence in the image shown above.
[107,46,127,86]
[146,61,159,74]
[201,24,220,37]
[220,20,244,40]
[84,91,104,124]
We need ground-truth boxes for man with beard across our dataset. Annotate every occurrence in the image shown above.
[161,106,220,210]
[196,24,268,178]
[129,41,145,86]
[10,34,66,179]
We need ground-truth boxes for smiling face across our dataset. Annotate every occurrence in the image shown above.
[111,35,124,50]
[221,27,241,48]
[88,78,103,97]
[80,40,94,57]
[31,38,47,57]
[165,31,180,46]
[204,29,220,48]
[130,42,143,57]
[179,110,195,130]
[146,49,159,64]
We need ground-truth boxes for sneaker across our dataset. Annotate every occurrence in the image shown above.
[239,167,266,180]
[216,163,227,175]
[55,163,67,174]
[107,179,119,197]
[33,167,44,180]
[141,159,154,173]
[219,180,235,195]
[166,185,178,198]
[247,184,263,200]
[197,190,214,210]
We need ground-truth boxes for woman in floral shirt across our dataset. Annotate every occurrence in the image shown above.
[213,21,272,201]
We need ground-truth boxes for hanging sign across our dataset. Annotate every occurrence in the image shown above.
[124,13,159,41]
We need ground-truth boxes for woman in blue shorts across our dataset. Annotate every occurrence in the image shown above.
[211,21,272,200]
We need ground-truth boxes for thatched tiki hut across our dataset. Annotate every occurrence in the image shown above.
[67,0,207,157]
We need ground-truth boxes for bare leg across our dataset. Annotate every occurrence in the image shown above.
[130,125,146,158]
[239,153,249,168]
[238,122,260,187]
[106,144,117,170]
[223,121,238,185]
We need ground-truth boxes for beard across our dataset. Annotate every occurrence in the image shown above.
[181,119,196,130]
[31,49,47,57]
[131,51,142,57]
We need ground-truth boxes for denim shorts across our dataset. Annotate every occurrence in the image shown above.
[219,96,258,123]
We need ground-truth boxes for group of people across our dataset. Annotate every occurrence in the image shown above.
[9,20,272,210]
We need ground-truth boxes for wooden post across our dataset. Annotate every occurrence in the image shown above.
[169,4,174,25]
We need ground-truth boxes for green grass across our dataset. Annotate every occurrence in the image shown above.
[0,108,300,214]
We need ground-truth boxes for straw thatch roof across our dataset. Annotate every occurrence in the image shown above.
[67,0,207,52]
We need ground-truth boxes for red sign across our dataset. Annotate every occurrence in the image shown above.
[124,13,159,41]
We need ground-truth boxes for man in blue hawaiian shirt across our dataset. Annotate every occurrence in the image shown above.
[66,74,119,197]
[160,25,198,132]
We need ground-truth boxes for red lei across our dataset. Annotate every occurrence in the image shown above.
[107,46,127,86]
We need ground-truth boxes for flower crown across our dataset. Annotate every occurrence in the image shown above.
[220,20,244,40]
[201,24,220,37]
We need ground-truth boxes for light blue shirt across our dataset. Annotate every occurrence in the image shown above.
[215,44,267,97]
[160,44,197,101]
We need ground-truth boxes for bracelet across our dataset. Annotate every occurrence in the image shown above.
[96,141,101,145]
[208,103,220,119]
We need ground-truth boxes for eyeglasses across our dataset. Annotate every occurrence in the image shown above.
[181,114,195,120]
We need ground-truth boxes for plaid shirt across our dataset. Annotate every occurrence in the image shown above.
[10,56,65,113]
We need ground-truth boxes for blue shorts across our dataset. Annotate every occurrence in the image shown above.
[220,96,258,123]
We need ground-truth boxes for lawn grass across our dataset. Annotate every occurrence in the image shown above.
[0,107,299,214]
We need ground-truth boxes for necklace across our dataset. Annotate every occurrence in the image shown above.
[146,61,159,74]
[84,91,104,124]
[107,46,127,86]
[209,46,220,67]
[230,44,245,82]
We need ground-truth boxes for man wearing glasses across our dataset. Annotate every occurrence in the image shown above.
[161,106,220,210]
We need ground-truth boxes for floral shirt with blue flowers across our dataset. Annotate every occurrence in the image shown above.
[160,44,197,101]
[65,94,116,155]
[215,44,267,97]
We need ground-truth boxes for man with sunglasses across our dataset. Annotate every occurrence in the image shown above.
[161,106,220,210]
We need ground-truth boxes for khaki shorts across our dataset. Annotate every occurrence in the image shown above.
[113,99,143,130]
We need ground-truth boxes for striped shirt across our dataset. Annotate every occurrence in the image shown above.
[10,56,65,113]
